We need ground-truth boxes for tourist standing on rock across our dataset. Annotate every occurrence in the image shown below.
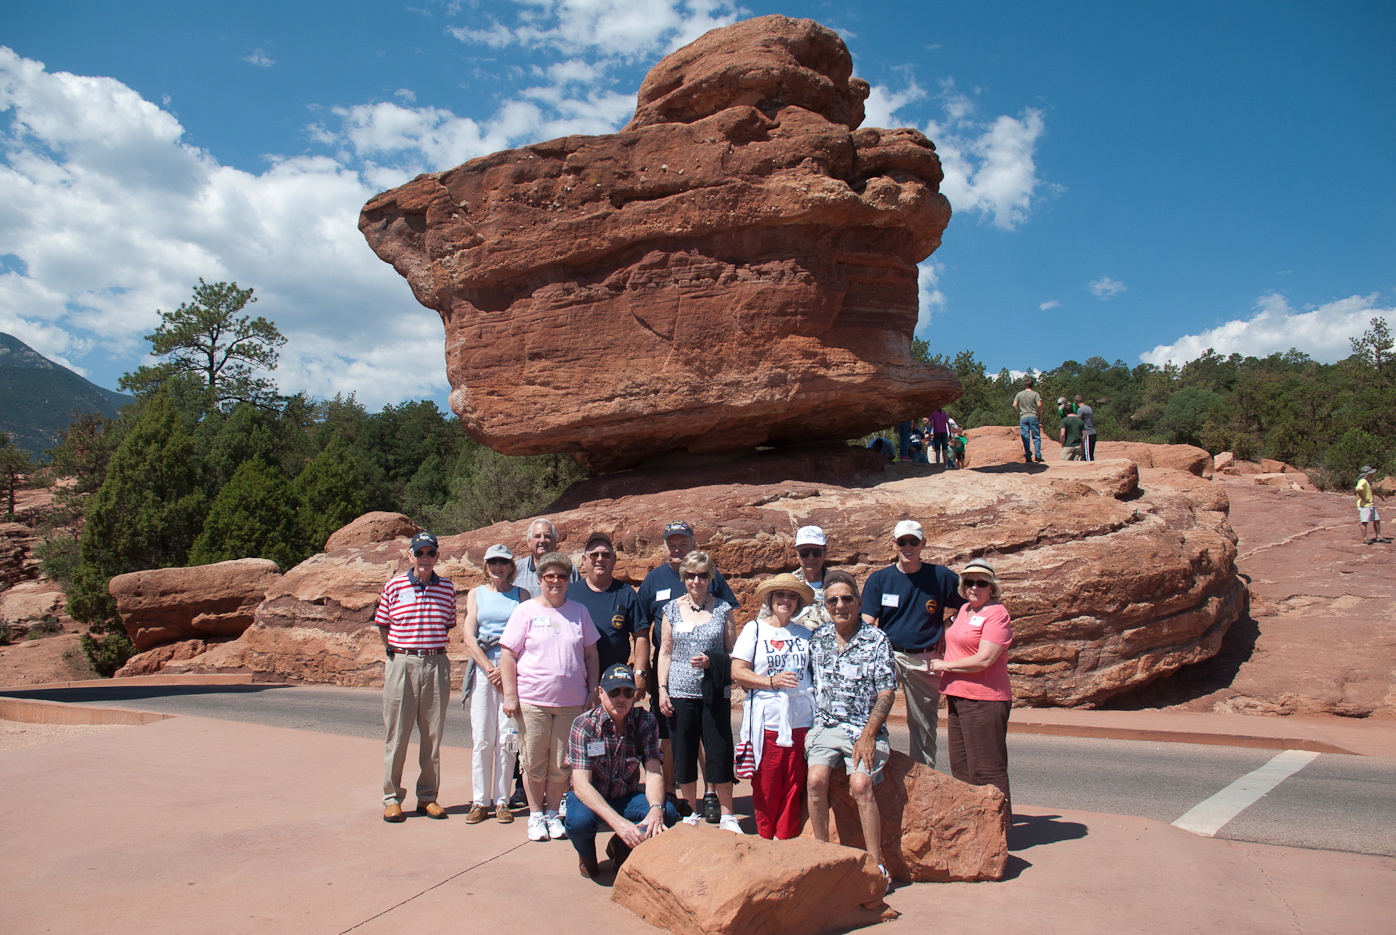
[1013,377,1044,463]
[376,531,455,823]
[514,519,579,594]
[930,559,1014,811]
[500,551,601,842]
[1074,395,1097,461]
[657,550,742,833]
[563,664,679,880]
[1059,407,1086,461]
[859,520,963,768]
[928,408,951,466]
[638,520,739,807]
[1356,466,1385,544]
[460,544,529,825]
[731,573,816,840]
[807,571,896,889]
[790,525,832,629]
[950,430,968,470]
[567,532,648,692]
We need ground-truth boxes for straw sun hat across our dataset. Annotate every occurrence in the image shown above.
[754,573,816,609]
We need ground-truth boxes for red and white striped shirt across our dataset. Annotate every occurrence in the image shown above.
[374,572,457,650]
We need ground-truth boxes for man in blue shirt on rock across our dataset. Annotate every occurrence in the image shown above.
[859,520,964,768]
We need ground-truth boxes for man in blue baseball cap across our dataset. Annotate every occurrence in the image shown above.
[563,663,679,879]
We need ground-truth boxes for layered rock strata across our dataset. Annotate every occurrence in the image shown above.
[108,559,282,652]
[359,15,958,471]
[164,458,1243,707]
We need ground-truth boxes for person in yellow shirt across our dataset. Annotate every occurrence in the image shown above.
[1356,465,1385,545]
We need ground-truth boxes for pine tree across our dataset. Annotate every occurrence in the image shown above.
[189,456,304,570]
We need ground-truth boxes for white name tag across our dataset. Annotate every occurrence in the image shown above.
[586,741,606,757]
[675,622,695,634]
[881,593,900,608]
[970,615,986,627]
[656,588,671,601]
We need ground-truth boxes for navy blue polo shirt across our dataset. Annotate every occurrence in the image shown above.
[637,562,739,667]
[566,577,646,672]
[859,562,963,651]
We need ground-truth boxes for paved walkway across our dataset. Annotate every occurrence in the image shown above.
[3,695,1393,935]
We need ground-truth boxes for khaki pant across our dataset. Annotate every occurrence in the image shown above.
[517,702,584,784]
[894,649,939,768]
[382,653,450,806]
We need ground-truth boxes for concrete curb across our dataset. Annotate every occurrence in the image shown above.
[0,672,254,691]
[0,696,171,726]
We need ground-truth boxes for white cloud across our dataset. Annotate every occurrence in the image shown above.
[1039,299,1061,311]
[1088,277,1126,298]
[449,0,739,61]
[243,50,275,68]
[921,80,1045,230]
[915,260,946,335]
[393,88,416,103]
[1140,292,1396,366]
[863,81,926,129]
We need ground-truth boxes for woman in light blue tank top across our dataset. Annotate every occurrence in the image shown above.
[463,545,530,822]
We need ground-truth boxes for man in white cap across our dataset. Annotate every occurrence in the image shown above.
[1356,466,1386,544]
[859,520,964,768]
[790,525,832,628]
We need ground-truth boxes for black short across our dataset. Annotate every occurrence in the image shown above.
[670,695,735,786]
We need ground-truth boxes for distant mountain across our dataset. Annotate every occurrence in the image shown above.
[0,333,133,457]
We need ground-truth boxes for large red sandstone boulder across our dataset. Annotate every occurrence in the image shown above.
[108,559,282,652]
[359,15,957,472]
[114,639,215,677]
[1096,441,1213,478]
[323,512,420,552]
[167,457,1242,706]
[612,824,891,935]
[816,751,1007,882]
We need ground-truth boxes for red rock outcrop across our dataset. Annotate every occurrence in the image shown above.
[108,559,282,652]
[322,512,420,552]
[114,639,216,677]
[613,824,892,935]
[359,15,958,472]
[817,750,1007,882]
[960,426,1212,478]
[167,456,1243,707]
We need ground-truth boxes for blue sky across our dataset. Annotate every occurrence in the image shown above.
[3,0,1392,409]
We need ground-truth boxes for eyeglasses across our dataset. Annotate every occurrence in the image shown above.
[797,549,824,558]
[825,595,858,606]
[586,551,615,561]
[414,548,437,558]
[540,572,569,582]
[895,537,922,547]
[607,687,636,699]
[964,579,993,589]
[485,558,510,566]
[684,571,711,580]
[771,590,799,601]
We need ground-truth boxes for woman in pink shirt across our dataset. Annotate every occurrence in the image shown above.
[930,558,1013,811]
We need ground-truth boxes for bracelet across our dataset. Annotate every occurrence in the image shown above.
[768,674,774,689]
[648,803,663,811]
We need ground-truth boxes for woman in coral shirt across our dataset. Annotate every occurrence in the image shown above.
[930,558,1013,811]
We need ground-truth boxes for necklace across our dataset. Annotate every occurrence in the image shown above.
[686,595,707,613]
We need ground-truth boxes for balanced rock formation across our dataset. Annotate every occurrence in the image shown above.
[817,750,1007,882]
[165,454,1243,707]
[360,15,958,471]
[613,824,892,935]
[108,559,282,652]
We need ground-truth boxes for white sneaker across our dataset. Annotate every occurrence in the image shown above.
[546,814,566,840]
[681,813,702,827]
[527,813,549,842]
[719,814,745,834]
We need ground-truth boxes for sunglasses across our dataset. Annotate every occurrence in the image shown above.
[607,687,636,700]
[540,572,569,582]
[684,571,711,580]
[797,548,824,558]
[414,548,437,558]
[771,590,800,601]
[485,557,510,566]
[825,595,857,606]
[964,579,993,589]
[896,537,922,547]
[586,551,615,561]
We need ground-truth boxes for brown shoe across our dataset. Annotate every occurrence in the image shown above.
[578,856,600,879]
[464,803,489,824]
[495,802,515,824]
[417,802,448,819]
[383,803,405,823]
[606,834,632,870]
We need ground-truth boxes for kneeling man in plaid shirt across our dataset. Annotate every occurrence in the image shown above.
[564,663,680,880]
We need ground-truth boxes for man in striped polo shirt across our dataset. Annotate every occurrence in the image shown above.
[377,531,457,822]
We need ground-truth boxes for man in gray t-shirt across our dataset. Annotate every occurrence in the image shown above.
[1012,377,1044,463]
[1074,395,1097,461]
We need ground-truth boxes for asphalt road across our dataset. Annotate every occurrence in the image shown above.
[10,682,1395,858]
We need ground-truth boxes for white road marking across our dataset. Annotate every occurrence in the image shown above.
[1172,749,1321,836]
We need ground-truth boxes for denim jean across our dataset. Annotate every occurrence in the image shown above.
[562,790,680,862]
[1018,416,1042,459]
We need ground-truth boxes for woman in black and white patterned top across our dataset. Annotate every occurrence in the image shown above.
[657,550,741,832]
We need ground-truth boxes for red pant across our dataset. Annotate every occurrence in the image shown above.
[751,727,808,839]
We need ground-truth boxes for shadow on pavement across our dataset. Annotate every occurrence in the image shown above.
[1009,813,1088,851]
[971,463,1050,475]
[0,683,294,704]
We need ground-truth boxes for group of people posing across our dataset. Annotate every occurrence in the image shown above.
[373,517,1015,886]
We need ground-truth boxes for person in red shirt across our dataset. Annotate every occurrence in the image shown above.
[930,558,1013,812]
[375,531,456,823]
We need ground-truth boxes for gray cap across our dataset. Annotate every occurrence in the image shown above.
[484,543,514,561]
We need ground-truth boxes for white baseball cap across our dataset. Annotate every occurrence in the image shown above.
[893,520,924,541]
[794,525,827,547]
